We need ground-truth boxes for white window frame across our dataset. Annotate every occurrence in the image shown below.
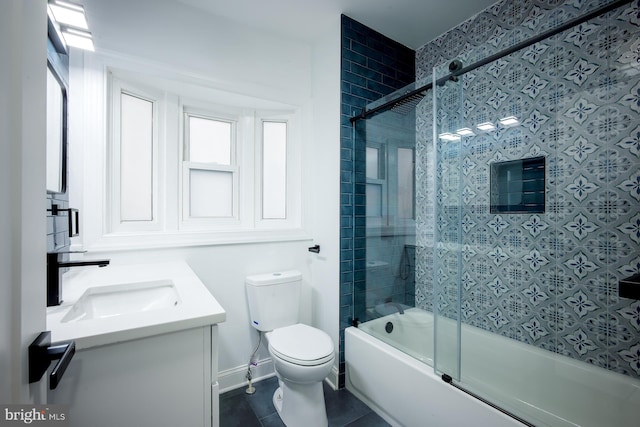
[393,144,416,229]
[107,76,163,233]
[91,64,305,250]
[180,106,242,229]
[255,111,301,230]
[366,141,387,229]
[366,139,416,235]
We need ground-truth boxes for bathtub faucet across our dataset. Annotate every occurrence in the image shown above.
[385,302,405,315]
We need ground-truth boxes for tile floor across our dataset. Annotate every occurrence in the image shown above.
[219,376,390,427]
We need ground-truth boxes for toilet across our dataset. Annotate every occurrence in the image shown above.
[245,270,334,427]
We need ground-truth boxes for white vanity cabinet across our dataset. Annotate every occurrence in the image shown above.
[46,262,226,427]
[49,325,220,427]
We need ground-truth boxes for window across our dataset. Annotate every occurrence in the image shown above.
[183,112,238,223]
[108,78,160,233]
[366,142,415,231]
[261,121,287,220]
[397,147,415,220]
[366,144,386,220]
[105,72,301,243]
[120,93,154,221]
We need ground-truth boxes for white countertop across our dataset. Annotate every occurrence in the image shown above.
[47,261,226,349]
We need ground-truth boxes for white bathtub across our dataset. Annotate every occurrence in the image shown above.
[345,308,640,427]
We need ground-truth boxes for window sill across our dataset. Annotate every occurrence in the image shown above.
[81,228,313,252]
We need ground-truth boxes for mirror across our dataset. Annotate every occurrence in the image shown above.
[46,62,67,193]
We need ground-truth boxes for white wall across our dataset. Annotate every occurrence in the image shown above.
[68,0,341,390]
[308,17,342,387]
[83,0,311,103]
[0,0,48,403]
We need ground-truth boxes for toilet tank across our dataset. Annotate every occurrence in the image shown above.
[245,270,301,332]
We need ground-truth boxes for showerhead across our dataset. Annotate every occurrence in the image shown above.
[390,91,426,115]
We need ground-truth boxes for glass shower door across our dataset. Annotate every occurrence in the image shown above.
[430,4,640,425]
[432,62,464,380]
[353,88,423,360]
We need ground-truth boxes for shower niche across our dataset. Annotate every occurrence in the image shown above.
[490,156,545,214]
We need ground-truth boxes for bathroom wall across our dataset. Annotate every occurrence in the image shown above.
[340,14,415,387]
[0,0,48,402]
[68,0,341,390]
[308,17,342,387]
[415,0,640,378]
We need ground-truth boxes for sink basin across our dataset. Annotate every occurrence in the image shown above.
[61,280,181,323]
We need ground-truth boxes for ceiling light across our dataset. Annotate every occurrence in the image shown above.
[439,132,461,142]
[499,116,520,127]
[61,27,94,51]
[456,127,475,137]
[476,122,496,132]
[48,0,88,30]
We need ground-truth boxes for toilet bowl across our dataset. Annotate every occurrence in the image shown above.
[245,271,335,427]
[267,323,334,427]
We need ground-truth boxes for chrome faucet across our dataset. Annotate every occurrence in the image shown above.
[47,252,110,307]
[385,302,405,315]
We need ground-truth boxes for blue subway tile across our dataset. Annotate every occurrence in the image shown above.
[340,205,354,216]
[366,58,398,79]
[340,215,353,229]
[349,62,383,83]
[340,12,415,385]
[342,47,368,67]
[367,79,397,95]
[341,147,353,162]
[354,194,366,206]
[342,26,370,47]
[341,92,369,109]
[350,84,383,101]
[342,70,368,88]
[351,40,384,63]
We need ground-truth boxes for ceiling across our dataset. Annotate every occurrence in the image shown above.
[172,0,498,49]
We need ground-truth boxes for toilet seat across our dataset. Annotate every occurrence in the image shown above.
[268,324,334,366]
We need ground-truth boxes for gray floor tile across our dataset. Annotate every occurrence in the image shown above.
[220,391,262,427]
[324,383,374,426]
[259,412,287,427]
[220,376,388,427]
[246,377,280,419]
[345,411,391,427]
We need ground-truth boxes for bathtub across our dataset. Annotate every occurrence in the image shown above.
[345,308,640,427]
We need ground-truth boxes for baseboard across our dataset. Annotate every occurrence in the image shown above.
[219,358,340,393]
[324,364,340,391]
[218,357,275,394]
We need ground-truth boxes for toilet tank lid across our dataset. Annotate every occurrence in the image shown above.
[245,270,302,286]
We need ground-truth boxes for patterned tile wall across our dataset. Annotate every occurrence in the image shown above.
[415,0,640,378]
[340,14,415,387]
